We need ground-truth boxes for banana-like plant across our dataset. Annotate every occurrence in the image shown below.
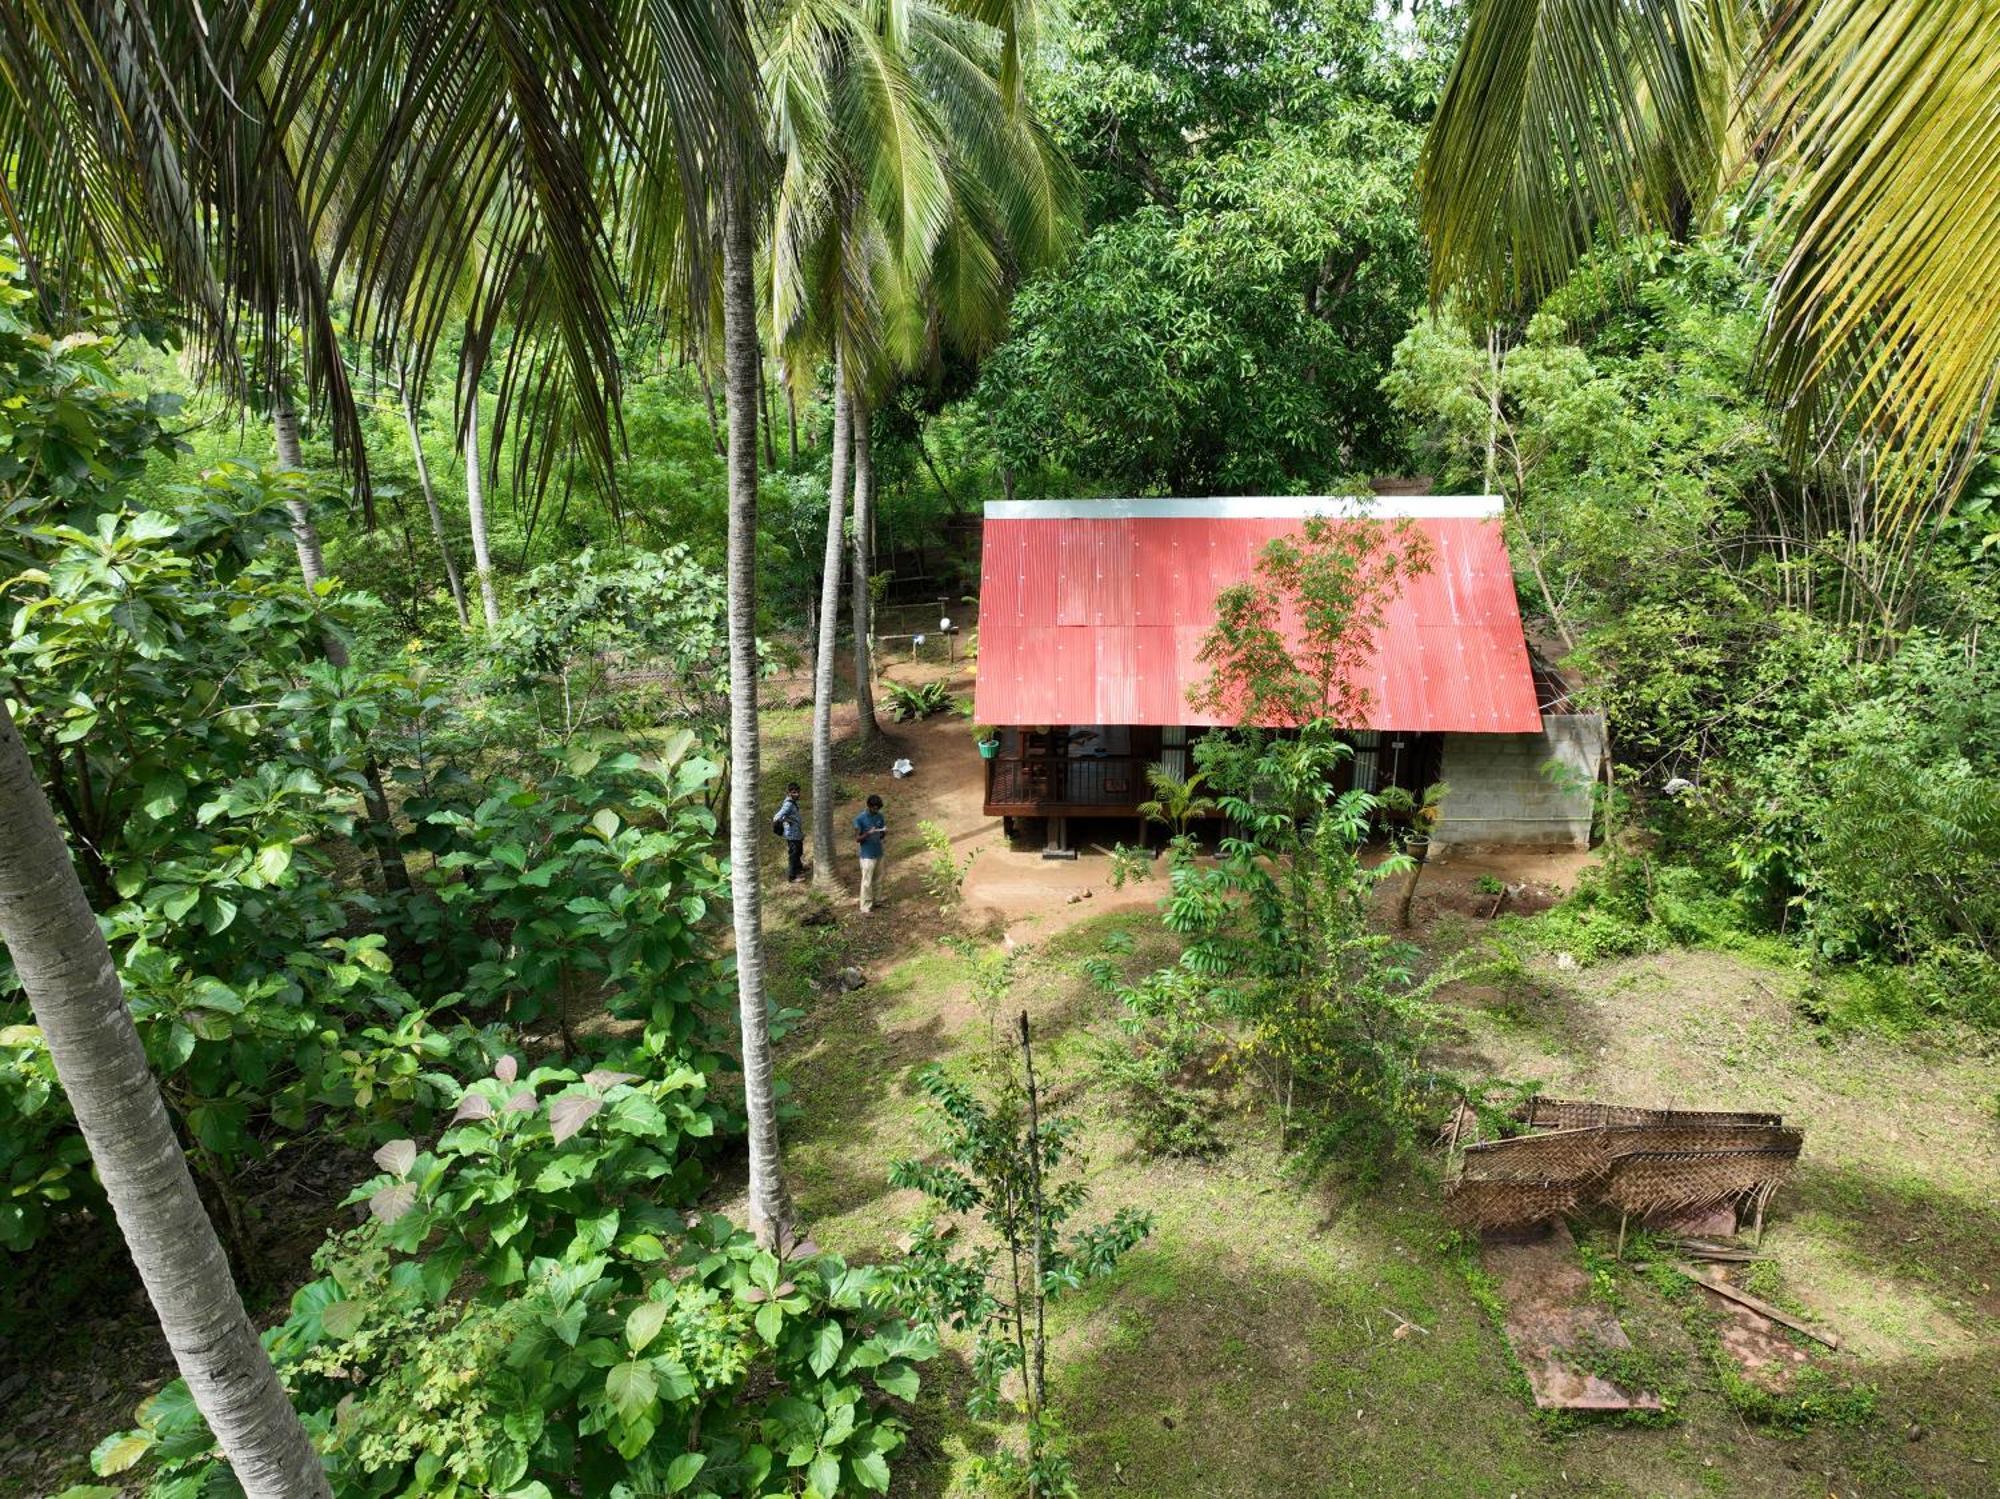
[1418,0,2000,535]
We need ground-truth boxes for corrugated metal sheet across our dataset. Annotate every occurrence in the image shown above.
[973,506,1543,732]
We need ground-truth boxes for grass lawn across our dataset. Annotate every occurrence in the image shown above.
[760,703,2000,1498]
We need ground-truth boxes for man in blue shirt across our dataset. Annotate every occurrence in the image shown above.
[853,794,887,912]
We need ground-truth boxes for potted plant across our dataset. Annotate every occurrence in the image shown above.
[1377,781,1449,927]
[973,724,1002,759]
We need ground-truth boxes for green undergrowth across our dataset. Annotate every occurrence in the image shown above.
[1496,859,2000,1038]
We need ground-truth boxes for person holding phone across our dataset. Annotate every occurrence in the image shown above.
[853,794,887,913]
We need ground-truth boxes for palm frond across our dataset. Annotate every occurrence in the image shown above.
[1757,0,2000,529]
[1416,0,1753,308]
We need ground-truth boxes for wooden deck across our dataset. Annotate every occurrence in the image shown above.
[983,750,1154,818]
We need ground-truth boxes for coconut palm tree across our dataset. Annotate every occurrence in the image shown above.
[397,370,473,630]
[462,381,505,631]
[719,157,794,1245]
[808,357,854,884]
[762,0,1074,869]
[1418,0,2000,532]
[0,704,331,1498]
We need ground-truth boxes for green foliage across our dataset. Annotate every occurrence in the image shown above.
[1190,514,1431,726]
[1135,763,1214,840]
[493,544,742,750]
[1105,726,1459,1175]
[891,1031,1151,1497]
[917,819,978,913]
[1391,230,2000,1028]
[93,1055,934,1497]
[884,678,956,722]
[972,1,1450,494]
[979,107,1425,494]
[404,737,739,1046]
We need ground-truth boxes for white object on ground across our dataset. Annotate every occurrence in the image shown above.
[891,758,914,778]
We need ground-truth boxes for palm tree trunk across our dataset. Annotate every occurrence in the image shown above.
[849,395,879,744]
[760,359,779,469]
[722,163,791,1247]
[272,392,327,592]
[811,360,853,886]
[403,392,471,629]
[0,704,329,1498]
[463,393,503,631]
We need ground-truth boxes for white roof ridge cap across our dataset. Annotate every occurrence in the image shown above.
[983,495,1504,520]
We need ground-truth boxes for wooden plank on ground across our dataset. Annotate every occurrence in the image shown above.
[1481,1222,1663,1412]
[1677,1265,1843,1350]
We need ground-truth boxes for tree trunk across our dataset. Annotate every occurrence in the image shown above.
[463,393,503,631]
[760,359,779,470]
[360,761,411,893]
[0,704,330,1498]
[785,376,800,465]
[721,164,791,1247]
[272,392,328,592]
[849,396,879,744]
[694,354,726,457]
[811,363,853,887]
[404,393,471,629]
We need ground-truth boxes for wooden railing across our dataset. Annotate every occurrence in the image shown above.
[985,752,1152,813]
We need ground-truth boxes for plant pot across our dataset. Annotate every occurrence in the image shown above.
[977,738,1000,760]
[1402,833,1432,864]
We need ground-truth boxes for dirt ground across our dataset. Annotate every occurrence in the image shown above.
[777,661,1592,942]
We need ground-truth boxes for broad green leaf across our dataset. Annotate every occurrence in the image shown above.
[89,1431,152,1476]
[605,1359,659,1421]
[321,1299,367,1339]
[874,1361,919,1400]
[807,1452,840,1498]
[625,1299,670,1354]
[665,1452,706,1493]
[851,1448,892,1492]
[809,1320,843,1378]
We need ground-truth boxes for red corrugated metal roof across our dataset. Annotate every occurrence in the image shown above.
[972,498,1543,732]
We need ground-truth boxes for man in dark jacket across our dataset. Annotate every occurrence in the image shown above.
[774,782,805,882]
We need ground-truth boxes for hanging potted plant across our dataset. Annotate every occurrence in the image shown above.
[973,723,1002,759]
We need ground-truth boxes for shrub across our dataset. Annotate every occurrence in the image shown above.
[884,679,956,722]
[87,1053,934,1496]
[917,819,978,911]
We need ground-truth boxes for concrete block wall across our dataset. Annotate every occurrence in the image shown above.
[1432,713,1605,853]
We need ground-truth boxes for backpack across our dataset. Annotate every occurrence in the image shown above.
[771,811,786,838]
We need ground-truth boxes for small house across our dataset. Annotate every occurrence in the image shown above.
[970,496,1605,854]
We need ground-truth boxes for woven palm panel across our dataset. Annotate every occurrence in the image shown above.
[1514,1098,1785,1132]
[1599,1124,1803,1161]
[1603,1149,1798,1220]
[1462,1127,1609,1186]
[1514,1098,1657,1131]
[1443,1176,1580,1231]
[1648,1107,1786,1128]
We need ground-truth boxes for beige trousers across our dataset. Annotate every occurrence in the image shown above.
[858,856,883,911]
